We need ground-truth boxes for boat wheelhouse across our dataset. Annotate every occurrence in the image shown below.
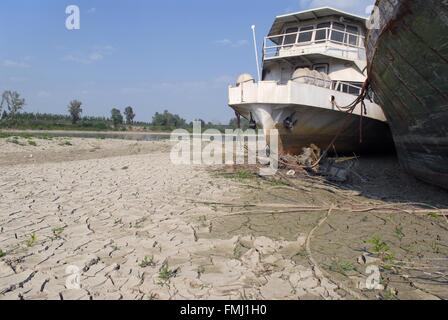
[228,7,394,155]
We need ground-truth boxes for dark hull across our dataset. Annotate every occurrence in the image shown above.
[366,0,448,189]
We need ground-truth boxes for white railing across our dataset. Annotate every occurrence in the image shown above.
[264,27,366,60]
[292,75,362,96]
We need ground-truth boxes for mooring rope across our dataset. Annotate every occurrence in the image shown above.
[309,79,371,168]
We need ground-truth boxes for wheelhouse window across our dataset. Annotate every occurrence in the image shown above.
[315,22,331,42]
[283,27,298,45]
[331,22,345,43]
[313,64,329,74]
[297,26,314,43]
[346,25,359,46]
[271,20,363,50]
[348,82,362,95]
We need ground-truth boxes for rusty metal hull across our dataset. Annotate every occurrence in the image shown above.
[366,0,448,189]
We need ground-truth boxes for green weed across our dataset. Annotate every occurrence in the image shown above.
[26,233,38,247]
[139,255,156,268]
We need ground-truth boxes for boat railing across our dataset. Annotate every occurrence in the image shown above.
[264,27,366,60]
[291,75,362,96]
[291,75,333,89]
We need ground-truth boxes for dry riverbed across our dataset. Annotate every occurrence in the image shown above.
[0,135,447,300]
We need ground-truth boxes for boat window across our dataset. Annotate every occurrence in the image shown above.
[348,82,362,95]
[315,22,331,42]
[331,22,345,43]
[346,25,359,46]
[313,64,329,74]
[283,27,298,45]
[335,81,363,95]
[297,26,314,43]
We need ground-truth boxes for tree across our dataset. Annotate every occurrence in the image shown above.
[151,110,187,128]
[1,91,26,119]
[124,106,135,124]
[195,119,206,128]
[229,117,250,130]
[68,100,83,124]
[111,108,123,128]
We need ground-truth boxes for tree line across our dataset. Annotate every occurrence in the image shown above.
[0,90,248,131]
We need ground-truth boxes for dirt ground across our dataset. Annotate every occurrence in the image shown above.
[0,135,447,300]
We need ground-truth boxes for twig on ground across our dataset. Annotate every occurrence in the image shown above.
[305,205,365,300]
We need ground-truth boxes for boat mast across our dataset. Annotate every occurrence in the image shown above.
[251,25,261,81]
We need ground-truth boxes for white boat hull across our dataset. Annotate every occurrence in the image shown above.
[229,81,394,154]
[231,102,394,155]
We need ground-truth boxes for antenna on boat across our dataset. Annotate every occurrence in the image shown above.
[251,25,261,81]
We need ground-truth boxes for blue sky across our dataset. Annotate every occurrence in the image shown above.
[0,0,374,123]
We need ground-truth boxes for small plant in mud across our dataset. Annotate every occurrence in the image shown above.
[428,212,441,220]
[381,287,398,300]
[366,235,395,266]
[52,227,65,238]
[139,255,156,268]
[28,139,37,147]
[26,233,38,247]
[265,177,290,187]
[221,169,254,181]
[8,137,22,145]
[328,259,356,276]
[158,262,178,285]
[41,135,53,140]
[394,226,405,241]
[0,249,6,258]
[234,170,253,180]
[59,140,72,146]
[233,243,245,259]
[430,241,441,254]
[197,266,206,278]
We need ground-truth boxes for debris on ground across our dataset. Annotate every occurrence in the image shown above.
[279,144,321,173]
[319,157,357,183]
[297,144,321,168]
[277,144,358,183]
[286,170,296,177]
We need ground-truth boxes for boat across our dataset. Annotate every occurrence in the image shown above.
[366,0,448,189]
[228,7,394,155]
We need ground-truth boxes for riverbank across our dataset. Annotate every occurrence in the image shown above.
[0,129,172,141]
[0,137,447,300]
